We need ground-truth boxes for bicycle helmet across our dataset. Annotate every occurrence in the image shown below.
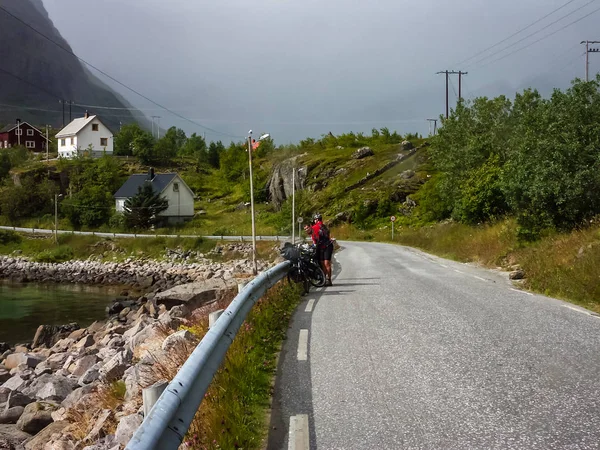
[313,213,323,223]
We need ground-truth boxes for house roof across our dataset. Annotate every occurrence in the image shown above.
[113,173,178,199]
[55,115,98,138]
[0,121,44,135]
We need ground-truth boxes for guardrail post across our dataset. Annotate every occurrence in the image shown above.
[143,380,168,417]
[237,281,247,293]
[208,309,225,329]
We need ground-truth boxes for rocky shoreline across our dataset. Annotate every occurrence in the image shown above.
[0,243,270,449]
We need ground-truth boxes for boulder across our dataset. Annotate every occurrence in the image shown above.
[100,350,132,381]
[0,407,24,424]
[16,402,57,434]
[115,413,143,446]
[0,389,9,404]
[4,354,41,371]
[81,435,117,450]
[161,330,193,352]
[0,425,30,448]
[67,329,87,341]
[84,409,111,443]
[50,339,75,355]
[35,353,70,374]
[74,335,95,350]
[32,324,79,349]
[61,385,96,410]
[1,376,27,393]
[0,372,10,385]
[352,147,374,159]
[13,347,28,354]
[69,355,99,378]
[153,283,218,310]
[5,391,33,409]
[509,269,525,280]
[78,366,101,386]
[400,170,415,180]
[401,140,414,151]
[266,157,307,209]
[23,374,77,402]
[136,275,154,289]
[23,421,68,450]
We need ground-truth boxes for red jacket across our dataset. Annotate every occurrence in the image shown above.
[310,221,330,248]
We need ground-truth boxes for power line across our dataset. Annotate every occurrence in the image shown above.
[0,5,242,139]
[455,0,579,66]
[480,5,600,68]
[468,0,599,68]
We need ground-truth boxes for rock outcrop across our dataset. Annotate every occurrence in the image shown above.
[266,156,307,210]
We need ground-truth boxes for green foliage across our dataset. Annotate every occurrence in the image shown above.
[0,230,21,245]
[34,245,74,263]
[430,77,600,238]
[0,178,57,222]
[114,123,145,156]
[123,182,169,230]
[0,152,11,181]
[131,131,157,165]
[220,142,248,182]
[181,133,206,160]
[207,141,224,169]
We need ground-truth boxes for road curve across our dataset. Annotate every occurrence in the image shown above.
[268,241,600,450]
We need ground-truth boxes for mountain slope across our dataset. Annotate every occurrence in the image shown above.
[0,0,149,130]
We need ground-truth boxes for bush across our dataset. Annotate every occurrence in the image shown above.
[0,230,21,245]
[34,245,74,263]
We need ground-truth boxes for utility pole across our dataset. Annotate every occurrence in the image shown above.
[292,168,295,244]
[247,134,257,275]
[151,116,161,139]
[427,119,438,136]
[436,70,467,118]
[46,125,49,163]
[69,101,72,122]
[581,41,600,82]
[60,100,65,127]
[16,118,21,147]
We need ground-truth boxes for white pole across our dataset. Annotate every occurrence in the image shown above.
[392,221,394,241]
[54,194,58,244]
[292,168,295,244]
[247,136,257,275]
[46,125,49,163]
[17,120,21,147]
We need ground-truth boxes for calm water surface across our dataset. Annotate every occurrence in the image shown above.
[0,283,117,344]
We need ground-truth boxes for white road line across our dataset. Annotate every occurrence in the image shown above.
[473,276,486,281]
[440,264,448,268]
[305,299,315,313]
[289,414,310,450]
[297,329,308,361]
[562,305,591,315]
[454,269,464,274]
[510,288,535,297]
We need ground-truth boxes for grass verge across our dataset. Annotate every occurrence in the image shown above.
[182,281,302,450]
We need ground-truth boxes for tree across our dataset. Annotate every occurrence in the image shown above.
[132,131,156,165]
[163,127,187,155]
[114,123,145,156]
[208,141,224,169]
[0,152,11,181]
[154,137,178,165]
[180,133,207,163]
[123,182,169,229]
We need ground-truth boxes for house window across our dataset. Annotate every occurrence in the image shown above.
[92,124,99,131]
[15,129,22,136]
[61,139,66,146]
[70,137,75,145]
[100,138,108,146]
[3,141,6,148]
[173,182,179,192]
[27,129,34,136]
[26,141,35,149]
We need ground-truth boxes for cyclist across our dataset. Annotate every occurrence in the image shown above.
[307,213,334,286]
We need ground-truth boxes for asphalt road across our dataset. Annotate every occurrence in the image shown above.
[268,241,600,450]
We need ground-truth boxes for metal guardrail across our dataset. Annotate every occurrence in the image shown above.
[0,226,289,241]
[126,261,292,449]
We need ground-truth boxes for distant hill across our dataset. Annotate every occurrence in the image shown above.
[0,0,149,131]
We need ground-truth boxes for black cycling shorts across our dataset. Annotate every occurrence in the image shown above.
[318,243,334,261]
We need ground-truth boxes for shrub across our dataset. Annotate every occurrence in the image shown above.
[34,245,74,263]
[0,230,21,245]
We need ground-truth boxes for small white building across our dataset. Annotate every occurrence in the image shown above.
[56,113,113,159]
[113,169,195,225]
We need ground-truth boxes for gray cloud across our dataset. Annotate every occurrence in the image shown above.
[42,0,599,142]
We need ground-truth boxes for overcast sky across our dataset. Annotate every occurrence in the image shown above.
[42,0,600,143]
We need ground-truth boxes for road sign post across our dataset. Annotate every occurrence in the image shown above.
[390,216,396,240]
[297,217,304,242]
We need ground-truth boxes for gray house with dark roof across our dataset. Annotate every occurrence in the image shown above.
[114,169,195,224]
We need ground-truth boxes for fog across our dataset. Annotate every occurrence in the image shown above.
[42,0,599,143]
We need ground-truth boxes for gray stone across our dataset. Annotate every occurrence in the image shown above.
[509,269,525,280]
[84,409,112,443]
[35,353,70,375]
[50,339,75,354]
[100,350,132,381]
[0,389,9,404]
[115,413,143,446]
[67,329,87,341]
[16,402,57,434]
[352,146,374,159]
[0,407,24,424]
[400,169,415,180]
[70,355,99,378]
[5,391,33,409]
[401,140,415,151]
[81,435,117,450]
[153,283,219,311]
[106,336,125,349]
[74,335,94,350]
[0,372,9,384]
[61,384,96,409]
[122,322,144,341]
[161,330,193,352]
[32,324,79,349]
[0,424,30,448]
[23,421,68,450]
[4,355,41,371]
[22,374,77,402]
[136,275,154,289]
[1,376,26,393]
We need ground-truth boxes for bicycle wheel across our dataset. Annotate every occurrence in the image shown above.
[308,264,326,287]
[303,278,311,295]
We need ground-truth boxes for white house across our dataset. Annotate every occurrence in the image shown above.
[56,113,113,159]
[113,168,195,225]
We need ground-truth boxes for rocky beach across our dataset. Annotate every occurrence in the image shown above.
[0,243,270,449]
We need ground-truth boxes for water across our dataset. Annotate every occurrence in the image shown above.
[0,283,118,345]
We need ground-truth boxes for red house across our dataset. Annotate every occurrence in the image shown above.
[0,121,49,152]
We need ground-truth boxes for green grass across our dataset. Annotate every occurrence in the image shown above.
[183,282,303,450]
